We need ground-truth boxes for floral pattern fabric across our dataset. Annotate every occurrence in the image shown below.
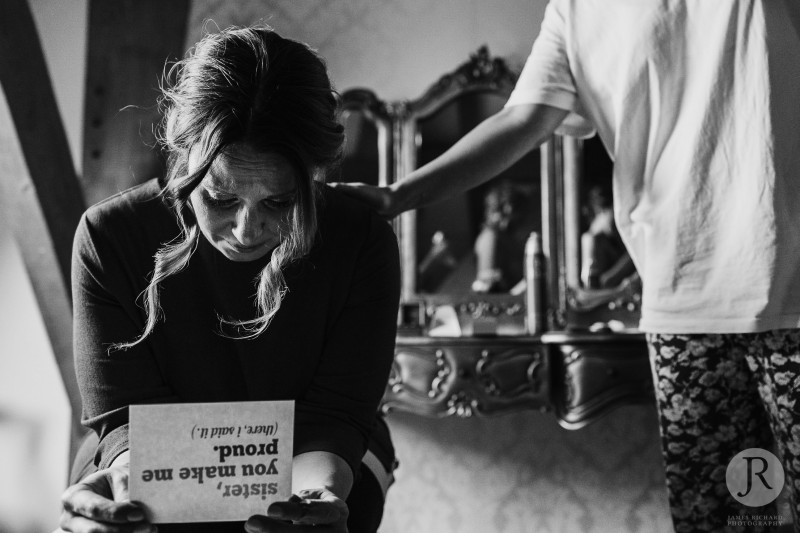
[648,330,800,532]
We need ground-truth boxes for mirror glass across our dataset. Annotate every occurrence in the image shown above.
[566,134,642,330]
[414,92,541,297]
[339,108,381,186]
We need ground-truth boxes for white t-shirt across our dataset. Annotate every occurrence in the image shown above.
[507,0,800,334]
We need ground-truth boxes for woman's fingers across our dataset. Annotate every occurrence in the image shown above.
[60,467,146,526]
[244,515,344,533]
[268,500,342,524]
[59,511,156,533]
[244,490,348,532]
[61,485,138,523]
[245,514,322,533]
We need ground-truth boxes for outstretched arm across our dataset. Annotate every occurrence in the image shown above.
[247,205,401,533]
[245,452,352,532]
[334,103,568,218]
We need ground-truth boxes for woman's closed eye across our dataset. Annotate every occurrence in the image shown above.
[201,189,296,211]
[264,196,296,210]
[203,192,238,210]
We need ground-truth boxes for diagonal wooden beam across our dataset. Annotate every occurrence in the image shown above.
[0,0,86,287]
[1,0,190,474]
[0,0,88,465]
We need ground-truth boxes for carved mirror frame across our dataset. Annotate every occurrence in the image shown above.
[340,88,394,188]
[395,46,523,302]
[340,49,652,425]
[548,136,643,332]
[342,48,642,333]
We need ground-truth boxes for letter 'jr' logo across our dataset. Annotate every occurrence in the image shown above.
[726,448,785,507]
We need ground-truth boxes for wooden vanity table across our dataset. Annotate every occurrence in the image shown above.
[386,334,550,419]
[384,330,652,429]
[341,47,654,428]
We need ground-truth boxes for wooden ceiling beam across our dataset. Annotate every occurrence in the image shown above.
[0,0,88,465]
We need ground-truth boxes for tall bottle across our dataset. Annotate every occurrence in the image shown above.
[525,232,546,334]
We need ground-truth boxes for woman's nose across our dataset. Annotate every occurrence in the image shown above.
[231,207,265,245]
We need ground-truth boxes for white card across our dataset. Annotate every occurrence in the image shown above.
[129,400,294,523]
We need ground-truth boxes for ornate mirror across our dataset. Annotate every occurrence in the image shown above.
[396,47,541,337]
[549,135,643,332]
[338,88,393,188]
[339,49,652,424]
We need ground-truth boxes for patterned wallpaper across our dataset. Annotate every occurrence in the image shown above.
[186,0,545,100]
[183,2,674,532]
[383,406,671,533]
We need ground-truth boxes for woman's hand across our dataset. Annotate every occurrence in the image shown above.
[245,489,349,533]
[328,182,398,219]
[59,464,156,533]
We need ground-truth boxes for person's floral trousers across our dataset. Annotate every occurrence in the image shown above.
[648,330,800,532]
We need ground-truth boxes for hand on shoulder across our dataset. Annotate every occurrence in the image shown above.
[328,182,398,219]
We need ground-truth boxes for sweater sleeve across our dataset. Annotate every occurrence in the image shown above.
[293,209,401,475]
[72,208,178,470]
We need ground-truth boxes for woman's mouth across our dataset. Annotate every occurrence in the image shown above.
[228,242,265,254]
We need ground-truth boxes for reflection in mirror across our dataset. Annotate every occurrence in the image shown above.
[578,136,632,290]
[340,109,379,185]
[414,93,541,297]
[338,89,392,187]
[564,135,641,331]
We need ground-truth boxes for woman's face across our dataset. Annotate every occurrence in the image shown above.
[188,144,298,262]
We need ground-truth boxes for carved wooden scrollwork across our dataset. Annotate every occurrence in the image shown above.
[543,332,653,429]
[382,333,653,425]
[341,88,391,122]
[382,337,550,418]
[388,348,452,402]
[476,348,546,399]
[410,45,518,117]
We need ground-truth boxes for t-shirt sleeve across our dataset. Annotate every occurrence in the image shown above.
[72,209,177,470]
[505,0,596,138]
[292,212,400,475]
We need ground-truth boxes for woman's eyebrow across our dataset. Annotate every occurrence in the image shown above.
[267,189,297,199]
[202,184,235,196]
[202,184,298,199]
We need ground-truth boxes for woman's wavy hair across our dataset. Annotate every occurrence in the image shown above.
[114,25,344,349]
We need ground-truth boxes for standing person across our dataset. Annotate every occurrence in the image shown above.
[335,1,800,531]
[58,26,400,533]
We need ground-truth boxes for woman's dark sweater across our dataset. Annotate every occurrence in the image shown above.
[71,178,399,495]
